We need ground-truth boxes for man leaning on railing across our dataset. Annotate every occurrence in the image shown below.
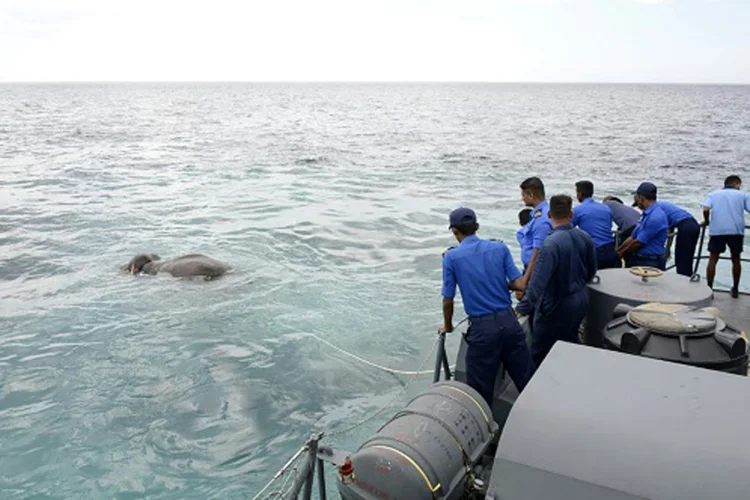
[701,175,750,298]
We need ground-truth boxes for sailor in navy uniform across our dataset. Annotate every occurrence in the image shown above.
[617,182,670,270]
[654,200,700,277]
[518,177,554,288]
[572,180,619,269]
[440,207,534,404]
[516,195,597,366]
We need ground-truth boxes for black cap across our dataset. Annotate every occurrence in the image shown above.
[632,182,657,197]
[631,182,657,206]
[449,207,477,229]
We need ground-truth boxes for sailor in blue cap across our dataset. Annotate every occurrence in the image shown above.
[516,195,597,366]
[616,182,670,270]
[440,207,534,403]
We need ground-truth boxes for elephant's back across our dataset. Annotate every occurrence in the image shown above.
[162,255,229,277]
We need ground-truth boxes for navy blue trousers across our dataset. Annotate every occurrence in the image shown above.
[531,291,587,367]
[465,309,534,405]
[596,242,621,270]
[675,218,700,277]
[627,253,666,270]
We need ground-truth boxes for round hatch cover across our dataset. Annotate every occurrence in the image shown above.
[626,303,725,336]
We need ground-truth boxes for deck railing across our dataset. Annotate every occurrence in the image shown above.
[433,331,452,383]
[664,223,750,295]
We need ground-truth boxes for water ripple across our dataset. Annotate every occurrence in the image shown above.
[1,83,750,498]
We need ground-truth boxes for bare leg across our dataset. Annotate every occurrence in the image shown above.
[731,253,741,295]
[706,253,720,288]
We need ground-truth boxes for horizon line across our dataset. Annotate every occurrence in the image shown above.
[1,80,750,86]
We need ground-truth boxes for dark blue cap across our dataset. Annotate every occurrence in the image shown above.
[632,182,657,197]
[449,207,477,229]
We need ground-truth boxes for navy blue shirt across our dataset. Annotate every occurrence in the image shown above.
[631,204,669,256]
[655,201,694,228]
[442,235,522,317]
[604,200,640,232]
[521,200,554,258]
[516,225,597,316]
[572,198,614,248]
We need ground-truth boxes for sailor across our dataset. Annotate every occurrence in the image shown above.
[518,177,553,289]
[516,207,533,272]
[516,195,597,366]
[602,196,640,244]
[616,182,669,270]
[701,175,750,297]
[653,199,700,277]
[572,180,618,269]
[440,207,534,404]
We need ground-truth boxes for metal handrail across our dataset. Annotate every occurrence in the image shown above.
[251,433,325,500]
[663,223,750,295]
[433,332,452,383]
[662,224,750,272]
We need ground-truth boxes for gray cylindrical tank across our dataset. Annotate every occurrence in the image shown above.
[337,381,497,500]
[603,303,749,375]
[584,268,713,347]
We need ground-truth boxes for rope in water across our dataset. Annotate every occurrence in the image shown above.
[307,329,459,376]
[307,316,467,376]
[325,333,441,438]
[252,318,468,498]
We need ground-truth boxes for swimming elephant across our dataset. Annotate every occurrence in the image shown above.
[124,253,229,279]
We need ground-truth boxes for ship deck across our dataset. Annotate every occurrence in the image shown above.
[710,290,750,334]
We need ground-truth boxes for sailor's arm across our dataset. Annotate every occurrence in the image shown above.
[517,246,554,315]
[616,236,633,258]
[439,254,456,334]
[617,236,643,259]
[505,248,525,292]
[522,248,541,286]
[522,219,552,288]
[440,297,454,334]
[509,277,525,292]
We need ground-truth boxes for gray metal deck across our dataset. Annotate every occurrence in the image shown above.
[710,290,750,334]
[487,342,750,500]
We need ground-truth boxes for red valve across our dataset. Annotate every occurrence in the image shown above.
[339,456,354,480]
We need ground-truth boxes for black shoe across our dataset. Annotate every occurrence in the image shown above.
[731,287,739,298]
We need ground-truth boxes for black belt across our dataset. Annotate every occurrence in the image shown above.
[468,308,512,324]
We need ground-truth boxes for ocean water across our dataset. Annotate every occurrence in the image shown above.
[1,83,749,499]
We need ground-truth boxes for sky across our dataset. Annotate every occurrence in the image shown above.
[0,0,748,83]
